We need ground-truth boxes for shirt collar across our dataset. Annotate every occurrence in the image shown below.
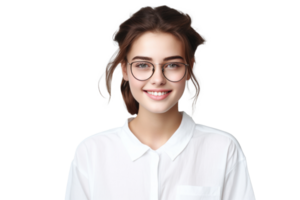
[118,111,196,162]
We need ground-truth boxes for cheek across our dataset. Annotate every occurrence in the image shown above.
[175,90,185,102]
[128,78,144,99]
[174,80,186,95]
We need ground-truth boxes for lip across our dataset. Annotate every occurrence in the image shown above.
[143,89,172,92]
[144,90,172,100]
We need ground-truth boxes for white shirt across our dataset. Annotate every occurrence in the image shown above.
[65,111,256,200]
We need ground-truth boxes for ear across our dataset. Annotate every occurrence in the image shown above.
[186,57,195,81]
[121,61,129,81]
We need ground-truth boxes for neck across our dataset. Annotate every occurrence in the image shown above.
[128,104,182,150]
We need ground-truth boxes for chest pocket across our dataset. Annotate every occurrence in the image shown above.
[175,185,221,200]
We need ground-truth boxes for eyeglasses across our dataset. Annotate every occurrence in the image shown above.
[128,61,188,82]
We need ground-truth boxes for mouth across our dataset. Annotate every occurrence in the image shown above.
[143,90,172,94]
[143,90,172,100]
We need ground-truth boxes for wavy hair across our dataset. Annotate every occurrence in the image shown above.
[98,5,205,115]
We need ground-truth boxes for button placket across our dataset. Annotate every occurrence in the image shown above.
[149,151,160,200]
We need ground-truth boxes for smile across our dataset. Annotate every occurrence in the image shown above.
[143,90,172,100]
[146,91,170,95]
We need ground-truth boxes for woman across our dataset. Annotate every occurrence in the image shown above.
[65,5,256,200]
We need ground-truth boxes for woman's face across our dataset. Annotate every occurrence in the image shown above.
[121,31,191,114]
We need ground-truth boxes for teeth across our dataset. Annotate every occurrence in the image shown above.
[147,91,169,96]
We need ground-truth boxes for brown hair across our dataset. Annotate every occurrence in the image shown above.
[98,5,205,115]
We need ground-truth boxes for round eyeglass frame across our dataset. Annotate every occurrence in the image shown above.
[127,61,189,82]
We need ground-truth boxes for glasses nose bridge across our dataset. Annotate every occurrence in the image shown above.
[151,62,165,71]
[150,62,165,76]
[152,62,163,66]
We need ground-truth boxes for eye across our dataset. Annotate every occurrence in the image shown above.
[133,62,151,69]
[165,63,179,68]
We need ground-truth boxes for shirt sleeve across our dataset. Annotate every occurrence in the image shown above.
[65,142,91,200]
[222,140,256,200]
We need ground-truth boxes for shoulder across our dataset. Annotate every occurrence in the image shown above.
[74,127,121,155]
[192,123,246,160]
[193,123,241,145]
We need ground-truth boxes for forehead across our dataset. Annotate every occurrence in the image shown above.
[127,31,185,61]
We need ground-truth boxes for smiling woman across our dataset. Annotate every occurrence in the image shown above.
[65,5,256,200]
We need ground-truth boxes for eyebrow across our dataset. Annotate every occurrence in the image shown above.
[131,56,184,62]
